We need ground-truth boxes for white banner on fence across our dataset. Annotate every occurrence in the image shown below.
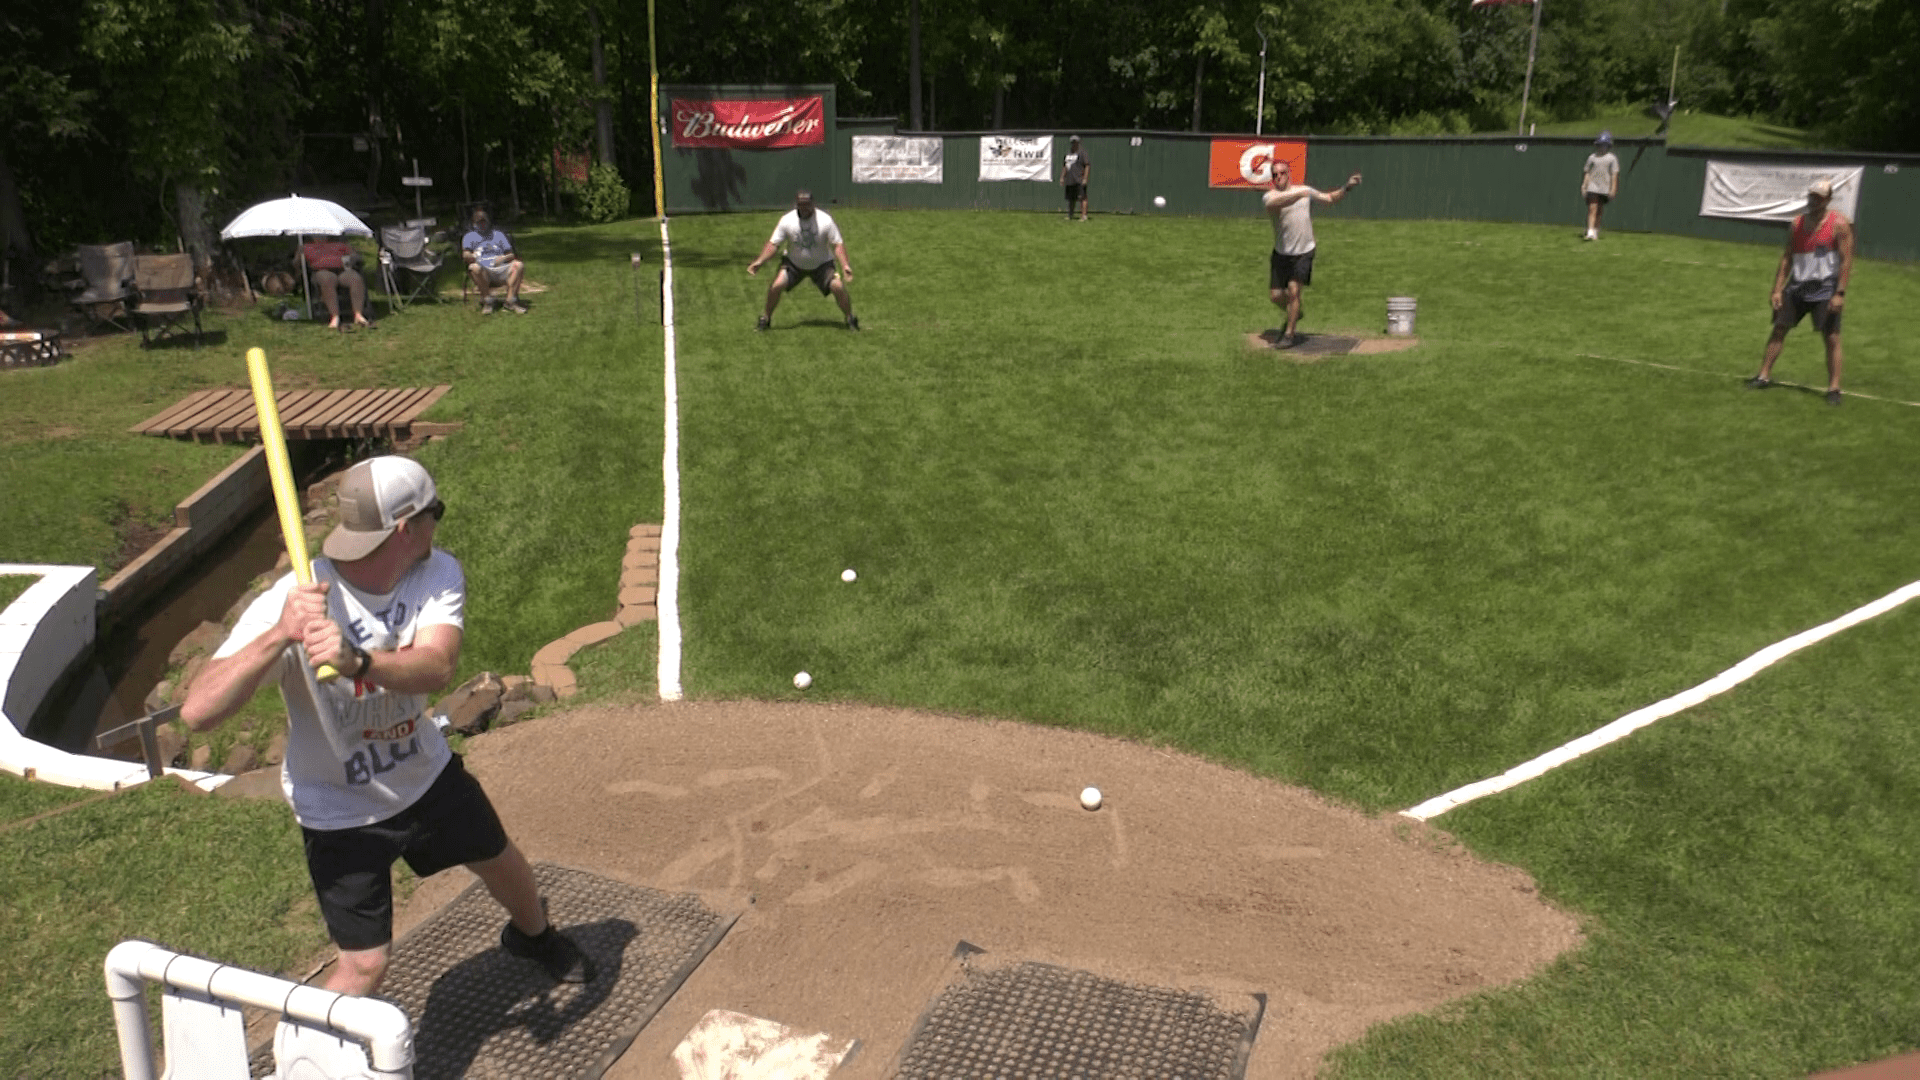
[851,136,944,183]
[1700,162,1863,223]
[979,136,1053,182]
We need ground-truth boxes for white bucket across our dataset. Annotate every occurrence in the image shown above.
[1386,297,1418,336]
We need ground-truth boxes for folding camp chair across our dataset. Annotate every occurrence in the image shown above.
[130,253,205,348]
[378,224,446,310]
[66,242,137,332]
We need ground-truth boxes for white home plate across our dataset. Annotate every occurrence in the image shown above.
[672,1009,858,1079]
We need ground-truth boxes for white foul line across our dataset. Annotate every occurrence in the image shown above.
[1402,578,1920,821]
[656,217,684,702]
[1574,353,1920,408]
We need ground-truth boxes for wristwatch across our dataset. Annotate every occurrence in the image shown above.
[347,643,372,678]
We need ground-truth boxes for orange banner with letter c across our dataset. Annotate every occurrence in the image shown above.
[1208,139,1308,188]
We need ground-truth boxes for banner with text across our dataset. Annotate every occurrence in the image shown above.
[1700,162,1863,223]
[670,97,826,149]
[979,136,1053,181]
[852,136,945,183]
[1207,139,1309,188]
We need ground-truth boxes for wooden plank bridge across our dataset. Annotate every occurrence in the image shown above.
[130,385,452,444]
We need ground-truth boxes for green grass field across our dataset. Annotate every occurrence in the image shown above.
[665,208,1920,1077]
[1529,104,1814,148]
[5,206,1920,1076]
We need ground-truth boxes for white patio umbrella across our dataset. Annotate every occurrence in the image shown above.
[220,195,374,320]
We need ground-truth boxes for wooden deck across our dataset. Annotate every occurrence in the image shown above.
[130,385,452,444]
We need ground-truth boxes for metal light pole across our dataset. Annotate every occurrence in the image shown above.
[1255,11,1278,136]
[1516,0,1544,135]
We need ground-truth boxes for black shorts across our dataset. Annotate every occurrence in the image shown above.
[1775,293,1842,336]
[1585,192,1611,205]
[779,258,836,296]
[302,754,510,950]
[1064,183,1087,203]
[1270,248,1315,289]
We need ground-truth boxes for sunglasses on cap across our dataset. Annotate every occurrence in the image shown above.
[418,499,445,522]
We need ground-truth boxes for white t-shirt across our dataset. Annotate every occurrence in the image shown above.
[1583,152,1619,196]
[215,551,465,830]
[1264,187,1322,256]
[769,209,843,271]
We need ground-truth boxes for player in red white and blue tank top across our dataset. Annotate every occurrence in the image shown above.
[1747,178,1855,405]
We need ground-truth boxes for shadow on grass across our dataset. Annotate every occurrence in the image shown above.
[140,329,230,350]
[521,228,656,268]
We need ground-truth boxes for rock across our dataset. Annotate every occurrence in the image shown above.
[264,732,288,765]
[223,745,257,775]
[168,620,229,666]
[180,654,209,695]
[500,675,531,701]
[527,683,558,705]
[145,681,174,713]
[190,744,212,771]
[497,699,537,726]
[155,726,188,769]
[436,672,504,735]
[214,769,283,801]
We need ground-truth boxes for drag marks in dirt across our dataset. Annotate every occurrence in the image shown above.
[620,746,1126,907]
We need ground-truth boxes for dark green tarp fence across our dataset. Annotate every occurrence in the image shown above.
[659,86,1920,261]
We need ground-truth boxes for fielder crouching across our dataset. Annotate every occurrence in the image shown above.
[182,455,593,995]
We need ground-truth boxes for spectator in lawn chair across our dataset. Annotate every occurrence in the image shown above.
[462,209,527,315]
[302,239,374,331]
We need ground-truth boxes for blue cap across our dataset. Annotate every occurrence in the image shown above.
[1596,131,1613,145]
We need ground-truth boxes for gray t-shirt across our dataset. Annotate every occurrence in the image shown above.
[1063,151,1089,186]
[1583,152,1620,196]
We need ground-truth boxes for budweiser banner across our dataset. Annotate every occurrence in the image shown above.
[1207,139,1309,188]
[1700,161,1862,223]
[979,136,1052,182]
[852,136,944,183]
[671,97,826,149]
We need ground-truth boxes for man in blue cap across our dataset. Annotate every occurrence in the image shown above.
[1581,132,1620,241]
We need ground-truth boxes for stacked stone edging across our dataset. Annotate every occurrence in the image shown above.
[527,524,659,699]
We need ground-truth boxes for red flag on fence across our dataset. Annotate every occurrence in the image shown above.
[552,146,590,184]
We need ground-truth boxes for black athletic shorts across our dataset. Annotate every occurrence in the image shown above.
[1775,293,1842,336]
[302,753,510,950]
[1270,248,1315,289]
[779,258,836,296]
[1585,192,1611,205]
[1064,183,1087,203]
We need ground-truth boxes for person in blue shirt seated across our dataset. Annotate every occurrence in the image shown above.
[461,208,527,315]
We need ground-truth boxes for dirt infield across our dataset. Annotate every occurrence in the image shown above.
[398,700,1580,1078]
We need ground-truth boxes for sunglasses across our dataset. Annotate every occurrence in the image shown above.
[420,499,445,522]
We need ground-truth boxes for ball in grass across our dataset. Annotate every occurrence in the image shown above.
[1153,196,1167,209]
[842,568,857,583]
[793,671,812,690]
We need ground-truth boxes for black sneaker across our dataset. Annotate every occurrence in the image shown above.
[846,315,861,331]
[501,919,596,984]
[1826,389,1842,406]
[755,314,770,332]
[1745,376,1771,389]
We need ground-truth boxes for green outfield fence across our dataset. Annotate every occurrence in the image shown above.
[660,85,1920,261]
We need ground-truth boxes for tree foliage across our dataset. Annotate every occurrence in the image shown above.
[1,0,1910,261]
